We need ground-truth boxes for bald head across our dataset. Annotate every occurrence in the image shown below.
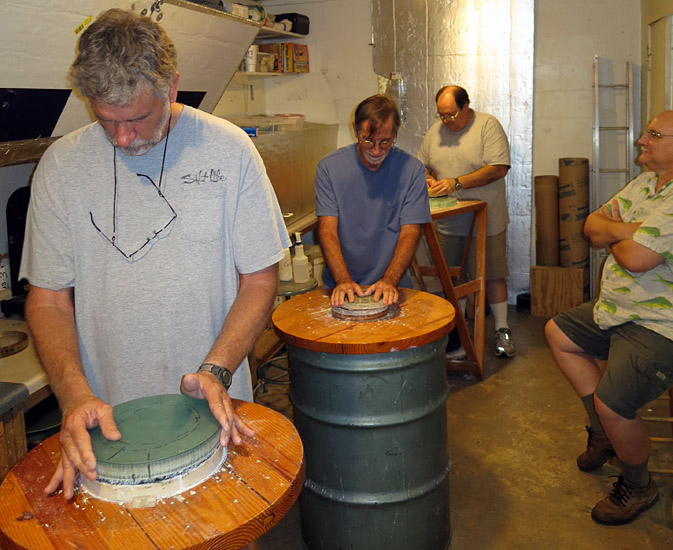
[435,86,470,109]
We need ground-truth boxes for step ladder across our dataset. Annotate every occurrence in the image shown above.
[591,55,636,298]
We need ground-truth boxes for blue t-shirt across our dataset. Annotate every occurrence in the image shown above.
[315,144,431,288]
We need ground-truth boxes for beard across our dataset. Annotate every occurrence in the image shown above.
[362,148,388,168]
[109,101,172,156]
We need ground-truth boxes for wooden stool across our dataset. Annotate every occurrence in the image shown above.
[0,400,304,550]
[642,387,673,474]
[415,200,488,379]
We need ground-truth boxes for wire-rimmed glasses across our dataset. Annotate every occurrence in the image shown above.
[89,173,177,260]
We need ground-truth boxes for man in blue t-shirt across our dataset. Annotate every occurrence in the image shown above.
[315,94,431,306]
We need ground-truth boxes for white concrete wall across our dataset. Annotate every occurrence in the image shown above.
[534,0,641,176]
[215,0,377,147]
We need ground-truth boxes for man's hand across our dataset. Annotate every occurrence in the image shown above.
[428,178,451,197]
[585,200,640,248]
[181,371,254,448]
[364,278,399,305]
[600,198,622,222]
[44,396,120,499]
[330,280,365,306]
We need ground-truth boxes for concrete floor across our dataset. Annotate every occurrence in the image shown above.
[252,305,673,549]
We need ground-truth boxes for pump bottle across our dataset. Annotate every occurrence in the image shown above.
[292,233,310,283]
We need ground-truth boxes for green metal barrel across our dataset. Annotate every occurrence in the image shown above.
[287,336,451,550]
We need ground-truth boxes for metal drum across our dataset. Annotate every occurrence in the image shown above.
[272,289,454,550]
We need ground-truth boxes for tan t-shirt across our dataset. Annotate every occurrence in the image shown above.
[418,111,510,236]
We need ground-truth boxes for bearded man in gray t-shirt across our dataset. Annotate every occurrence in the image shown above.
[19,8,290,499]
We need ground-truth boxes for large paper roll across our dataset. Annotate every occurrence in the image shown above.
[558,158,590,299]
[534,175,559,266]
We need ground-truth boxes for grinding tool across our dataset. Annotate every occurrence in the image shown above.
[332,294,389,321]
[80,394,225,504]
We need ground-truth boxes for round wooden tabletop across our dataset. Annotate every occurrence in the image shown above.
[0,400,304,550]
[272,288,455,355]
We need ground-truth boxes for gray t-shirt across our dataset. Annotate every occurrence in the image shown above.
[418,111,511,236]
[20,106,290,405]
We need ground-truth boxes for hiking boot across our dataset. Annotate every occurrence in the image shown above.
[494,328,515,357]
[591,475,659,525]
[577,426,616,472]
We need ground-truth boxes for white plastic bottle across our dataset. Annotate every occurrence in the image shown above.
[385,72,407,124]
[313,257,324,284]
[292,233,310,284]
[279,248,293,281]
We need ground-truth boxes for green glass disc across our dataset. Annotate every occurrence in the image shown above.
[88,394,221,484]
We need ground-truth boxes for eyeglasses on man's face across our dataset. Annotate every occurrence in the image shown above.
[643,129,673,140]
[357,136,397,150]
[437,109,461,121]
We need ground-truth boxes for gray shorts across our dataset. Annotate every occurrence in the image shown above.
[436,230,509,281]
[553,301,673,419]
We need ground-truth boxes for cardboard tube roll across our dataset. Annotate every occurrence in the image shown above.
[559,158,590,299]
[558,158,589,266]
[534,175,559,266]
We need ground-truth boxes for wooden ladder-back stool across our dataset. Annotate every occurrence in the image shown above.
[641,387,673,474]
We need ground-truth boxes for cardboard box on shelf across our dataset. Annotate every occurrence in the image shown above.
[292,44,309,73]
[258,43,283,72]
[258,43,309,73]
[282,43,293,72]
[220,2,248,19]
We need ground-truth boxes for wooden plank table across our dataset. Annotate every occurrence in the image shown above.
[0,400,304,550]
[415,200,487,379]
[272,288,455,354]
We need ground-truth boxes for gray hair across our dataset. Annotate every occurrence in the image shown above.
[70,8,177,105]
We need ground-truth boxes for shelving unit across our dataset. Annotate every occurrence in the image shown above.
[256,26,304,41]
[233,71,292,85]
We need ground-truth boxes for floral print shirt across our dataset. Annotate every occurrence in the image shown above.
[595,171,673,340]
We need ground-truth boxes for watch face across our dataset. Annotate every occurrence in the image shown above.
[199,364,232,389]
[220,368,233,388]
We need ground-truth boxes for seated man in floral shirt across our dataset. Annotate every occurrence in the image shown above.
[545,110,673,525]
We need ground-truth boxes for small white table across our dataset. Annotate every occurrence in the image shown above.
[0,317,50,480]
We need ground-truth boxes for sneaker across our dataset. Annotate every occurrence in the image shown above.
[446,345,467,360]
[591,475,659,525]
[494,328,515,357]
[577,426,615,472]
[446,327,461,353]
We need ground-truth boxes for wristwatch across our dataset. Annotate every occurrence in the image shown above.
[197,363,233,390]
[454,177,463,191]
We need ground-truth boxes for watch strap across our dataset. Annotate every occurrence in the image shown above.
[197,363,233,390]
[454,177,463,191]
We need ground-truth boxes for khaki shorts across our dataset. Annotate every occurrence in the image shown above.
[436,229,509,281]
[554,301,673,419]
